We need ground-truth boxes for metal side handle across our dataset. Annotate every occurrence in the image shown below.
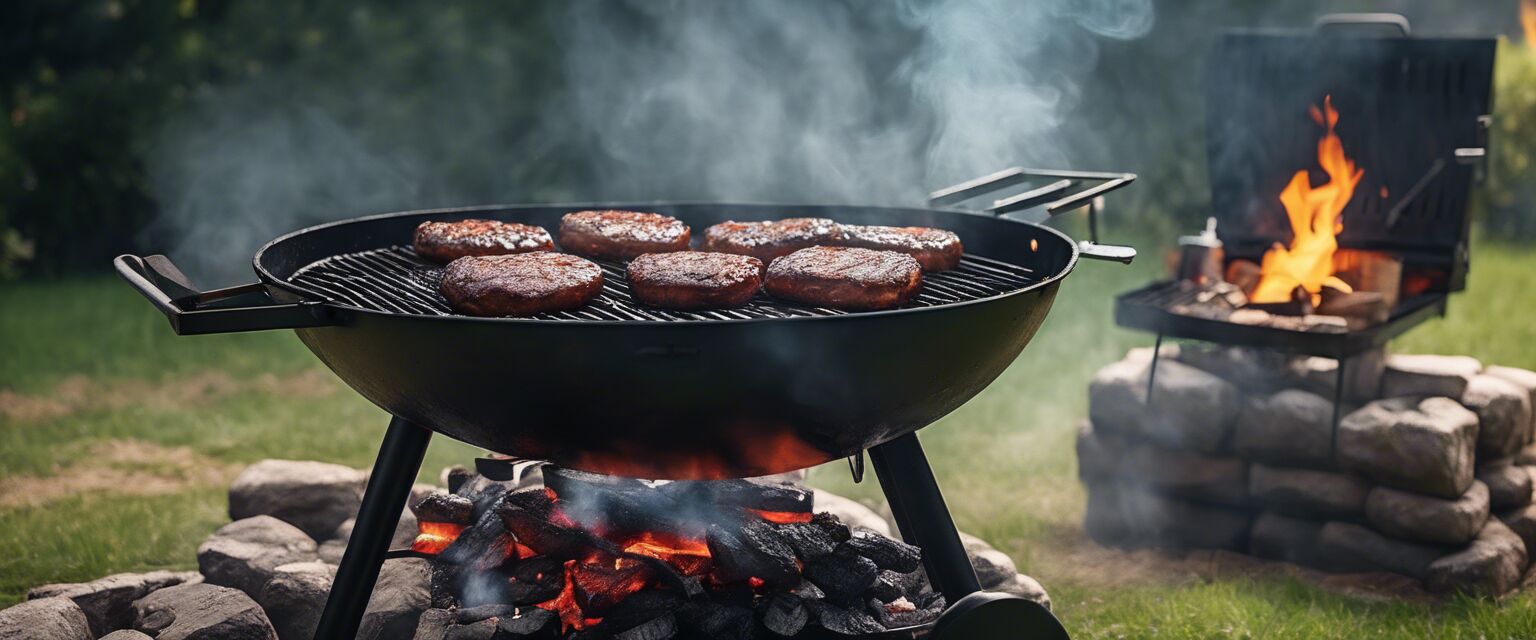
[115,254,339,335]
[1314,13,1411,37]
[929,167,1138,263]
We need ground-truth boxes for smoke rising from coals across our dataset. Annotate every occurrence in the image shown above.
[147,0,1152,285]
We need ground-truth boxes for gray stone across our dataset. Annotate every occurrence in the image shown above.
[100,631,154,640]
[1291,349,1386,401]
[0,597,91,640]
[1485,366,1536,438]
[1089,358,1240,454]
[1234,389,1336,466]
[1082,483,1250,550]
[413,608,455,640]
[1316,521,1444,579]
[995,574,1051,610]
[229,459,366,541]
[257,562,334,640]
[1379,354,1480,399]
[1519,444,1536,467]
[1249,465,1371,519]
[1075,421,1123,482]
[1464,375,1534,458]
[1248,512,1326,567]
[357,558,431,640]
[1497,503,1536,558]
[1079,423,1246,506]
[1337,396,1478,499]
[131,583,277,640]
[24,570,197,636]
[811,489,891,537]
[319,510,419,564]
[969,548,1017,590]
[198,516,319,600]
[1425,520,1528,596]
[1476,459,1533,511]
[1177,345,1298,392]
[1364,482,1489,546]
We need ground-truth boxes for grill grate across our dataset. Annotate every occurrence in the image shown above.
[287,246,1039,322]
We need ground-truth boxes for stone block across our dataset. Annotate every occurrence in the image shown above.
[1464,374,1534,458]
[1234,390,1336,466]
[1379,354,1480,399]
[1364,482,1489,545]
[229,460,366,541]
[1425,520,1528,597]
[1316,522,1443,579]
[1249,465,1371,519]
[1337,397,1478,499]
[1476,459,1533,511]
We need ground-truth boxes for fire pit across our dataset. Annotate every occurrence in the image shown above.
[113,172,1137,638]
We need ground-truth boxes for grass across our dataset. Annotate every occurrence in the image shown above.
[2,239,1535,637]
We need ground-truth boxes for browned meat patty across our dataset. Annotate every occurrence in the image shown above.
[626,252,765,310]
[558,210,691,260]
[764,246,922,311]
[700,218,846,262]
[413,219,554,263]
[440,252,603,317]
[839,224,963,271]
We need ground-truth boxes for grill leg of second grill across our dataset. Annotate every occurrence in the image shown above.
[315,416,432,640]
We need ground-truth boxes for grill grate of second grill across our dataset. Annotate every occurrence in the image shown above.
[288,246,1038,322]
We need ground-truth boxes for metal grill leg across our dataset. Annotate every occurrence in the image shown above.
[1330,356,1350,460]
[1146,333,1165,404]
[869,433,981,602]
[315,416,432,639]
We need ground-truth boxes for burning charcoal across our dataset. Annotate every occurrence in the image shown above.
[497,490,619,559]
[677,602,756,640]
[759,594,809,637]
[414,493,475,525]
[494,607,558,639]
[456,475,517,517]
[807,600,884,635]
[456,603,516,624]
[445,465,474,494]
[441,499,517,572]
[679,576,705,600]
[612,613,677,640]
[844,528,921,573]
[443,618,499,640]
[504,556,566,606]
[868,596,940,629]
[571,557,652,615]
[430,560,460,609]
[706,581,757,608]
[705,521,799,588]
[544,468,687,534]
[790,579,824,601]
[811,512,852,543]
[459,569,514,608]
[877,568,929,599]
[665,478,813,515]
[774,522,836,560]
[868,573,901,603]
[603,591,685,632]
[803,545,879,604]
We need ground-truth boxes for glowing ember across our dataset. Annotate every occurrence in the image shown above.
[747,508,814,524]
[538,560,598,632]
[410,521,465,555]
[621,531,713,576]
[1251,96,1362,307]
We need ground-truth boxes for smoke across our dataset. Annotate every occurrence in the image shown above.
[147,0,1152,285]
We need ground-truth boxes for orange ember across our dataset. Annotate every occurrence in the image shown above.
[1251,96,1363,306]
[410,521,465,555]
[622,531,714,576]
[538,560,601,632]
[747,508,814,525]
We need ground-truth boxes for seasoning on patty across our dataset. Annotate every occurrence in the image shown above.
[627,251,765,310]
[412,219,554,263]
[763,246,922,311]
[440,252,604,317]
[558,210,691,261]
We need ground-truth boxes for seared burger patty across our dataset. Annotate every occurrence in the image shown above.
[627,252,764,310]
[700,218,846,262]
[440,253,603,317]
[764,246,922,311]
[558,210,691,260]
[839,224,963,271]
[413,219,553,263]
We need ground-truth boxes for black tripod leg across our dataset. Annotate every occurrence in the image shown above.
[315,416,432,639]
[868,432,981,602]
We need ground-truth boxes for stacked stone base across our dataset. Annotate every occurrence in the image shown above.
[1080,346,1536,596]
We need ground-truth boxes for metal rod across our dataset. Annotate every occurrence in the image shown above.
[1331,357,1349,459]
[315,416,433,640]
[1385,157,1445,228]
[869,432,982,603]
[1146,334,1164,404]
[988,179,1074,215]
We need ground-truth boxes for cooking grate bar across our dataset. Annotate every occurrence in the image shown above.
[288,246,1038,322]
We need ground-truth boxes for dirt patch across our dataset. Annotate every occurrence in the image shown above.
[0,369,339,424]
[1031,522,1433,604]
[0,439,241,510]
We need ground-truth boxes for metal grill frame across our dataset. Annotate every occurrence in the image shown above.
[288,245,1040,323]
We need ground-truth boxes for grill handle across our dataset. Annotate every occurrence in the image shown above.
[114,254,339,335]
[928,168,1137,263]
[1313,13,1410,37]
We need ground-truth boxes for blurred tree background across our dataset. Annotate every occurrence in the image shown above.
[0,0,1530,280]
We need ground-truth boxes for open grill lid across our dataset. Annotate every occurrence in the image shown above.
[1205,20,1495,291]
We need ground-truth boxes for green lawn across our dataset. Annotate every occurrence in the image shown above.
[3,240,1536,637]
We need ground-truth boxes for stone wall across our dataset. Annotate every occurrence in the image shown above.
[1080,346,1536,596]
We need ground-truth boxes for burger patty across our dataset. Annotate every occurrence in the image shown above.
[413,219,554,263]
[626,252,765,310]
[559,210,691,260]
[700,218,846,262]
[839,224,963,271]
[440,252,604,317]
[763,246,923,311]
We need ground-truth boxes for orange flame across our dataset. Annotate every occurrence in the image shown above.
[746,508,814,525]
[622,531,714,576]
[1524,0,1536,49]
[1251,96,1362,306]
[410,521,466,555]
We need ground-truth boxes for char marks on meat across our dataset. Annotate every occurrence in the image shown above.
[559,210,691,261]
[413,219,554,263]
[764,246,922,311]
[626,252,765,310]
[440,252,604,317]
[839,224,963,272]
[701,218,846,263]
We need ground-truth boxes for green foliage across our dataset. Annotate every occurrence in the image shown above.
[1480,39,1536,236]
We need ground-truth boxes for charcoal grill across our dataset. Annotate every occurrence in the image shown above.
[1114,14,1495,438]
[117,169,1135,639]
